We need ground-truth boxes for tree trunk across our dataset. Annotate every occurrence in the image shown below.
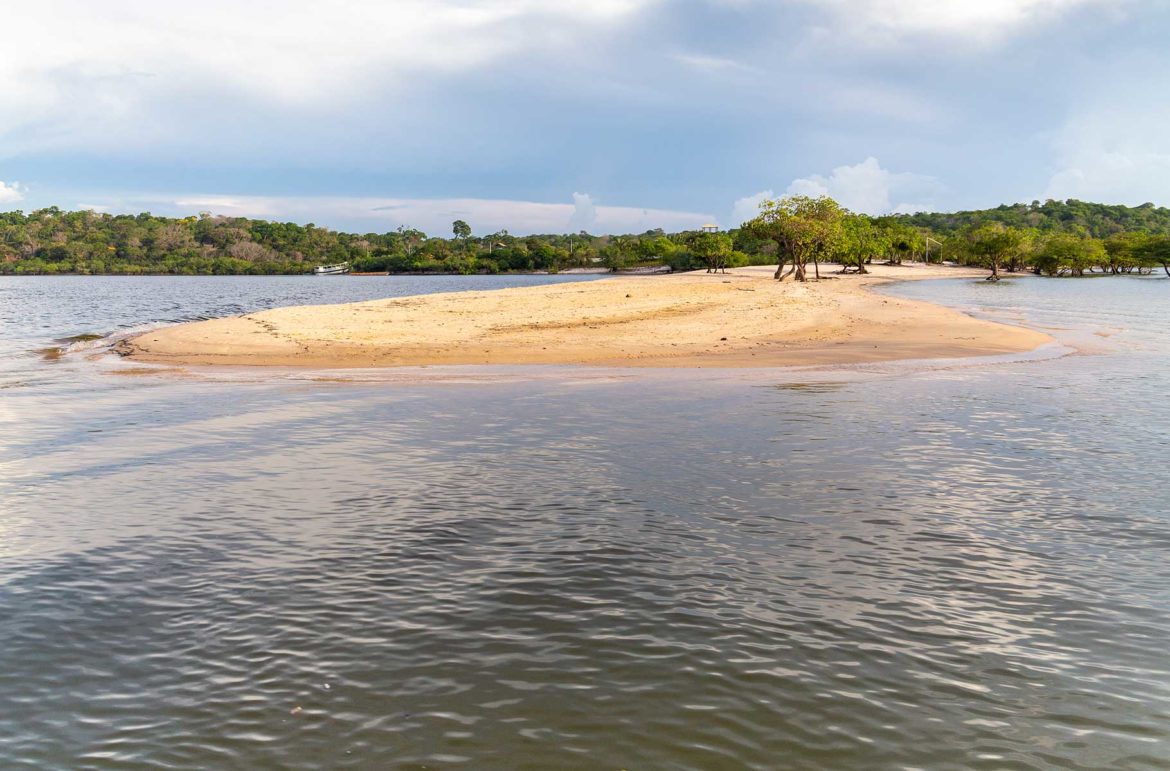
[775,253,797,280]
[812,255,821,280]
[986,260,1000,281]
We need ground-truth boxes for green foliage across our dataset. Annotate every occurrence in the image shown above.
[3,198,1169,277]
[687,231,733,272]
[1103,232,1151,274]
[1137,235,1170,275]
[835,215,887,274]
[896,199,1170,239]
[948,224,1033,279]
[600,237,637,270]
[1033,233,1107,277]
[0,209,378,275]
[876,219,929,264]
[743,195,845,281]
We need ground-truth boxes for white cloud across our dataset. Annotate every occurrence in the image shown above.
[82,192,712,236]
[0,0,652,154]
[785,157,942,215]
[796,0,1114,42]
[788,157,889,213]
[569,192,598,232]
[1,0,1156,220]
[732,159,942,220]
[0,180,26,204]
[672,53,755,73]
[730,189,775,226]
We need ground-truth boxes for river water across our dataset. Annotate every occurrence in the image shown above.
[1,274,1167,770]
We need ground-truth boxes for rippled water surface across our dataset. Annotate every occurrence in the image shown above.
[1,274,1168,769]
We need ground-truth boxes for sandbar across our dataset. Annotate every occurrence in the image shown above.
[117,264,1051,369]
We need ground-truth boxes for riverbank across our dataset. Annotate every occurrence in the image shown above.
[117,264,1051,368]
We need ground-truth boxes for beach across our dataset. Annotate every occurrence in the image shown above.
[118,264,1051,368]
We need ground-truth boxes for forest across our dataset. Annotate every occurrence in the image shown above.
[1,199,1168,278]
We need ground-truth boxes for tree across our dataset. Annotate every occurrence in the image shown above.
[956,224,1031,281]
[879,221,929,265]
[452,219,472,254]
[396,226,425,258]
[1104,231,1148,274]
[1033,233,1106,276]
[689,231,733,273]
[1137,235,1170,276]
[743,195,845,282]
[601,236,636,271]
[836,215,888,274]
[227,241,276,263]
[635,236,677,263]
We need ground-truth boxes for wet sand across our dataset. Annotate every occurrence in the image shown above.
[119,264,1051,368]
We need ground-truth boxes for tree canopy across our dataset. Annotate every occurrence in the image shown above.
[743,196,845,281]
[895,199,1170,238]
[3,198,1170,277]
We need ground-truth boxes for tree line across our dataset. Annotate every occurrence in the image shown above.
[1,200,1168,277]
[739,198,1170,283]
[741,197,1170,281]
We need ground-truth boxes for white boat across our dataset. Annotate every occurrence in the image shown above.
[313,262,350,275]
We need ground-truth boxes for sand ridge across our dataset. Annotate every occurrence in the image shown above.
[118,264,1052,368]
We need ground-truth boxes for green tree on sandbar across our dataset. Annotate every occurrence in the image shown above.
[1033,233,1106,277]
[743,195,845,282]
[835,215,888,274]
[1138,235,1170,276]
[955,224,1031,281]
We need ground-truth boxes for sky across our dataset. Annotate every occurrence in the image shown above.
[1,0,1168,235]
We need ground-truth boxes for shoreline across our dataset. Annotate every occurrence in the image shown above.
[115,264,1053,369]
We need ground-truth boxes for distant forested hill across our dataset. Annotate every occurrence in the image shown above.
[895,200,1170,238]
[3,199,1170,275]
[0,208,600,275]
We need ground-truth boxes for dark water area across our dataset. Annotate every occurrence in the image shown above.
[1,274,1168,769]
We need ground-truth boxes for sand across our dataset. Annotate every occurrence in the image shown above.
[117,263,1051,369]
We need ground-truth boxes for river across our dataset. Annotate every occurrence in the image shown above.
[1,273,1167,769]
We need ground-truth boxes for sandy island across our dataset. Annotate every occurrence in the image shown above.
[117,264,1051,369]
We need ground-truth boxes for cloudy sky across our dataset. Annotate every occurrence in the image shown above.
[1,0,1166,234]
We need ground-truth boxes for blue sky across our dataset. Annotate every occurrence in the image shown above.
[1,0,1167,235]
